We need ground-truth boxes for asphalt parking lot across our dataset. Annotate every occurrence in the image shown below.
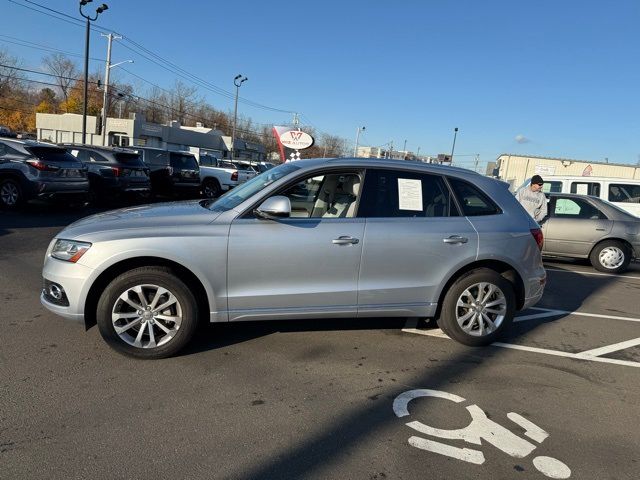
[1,204,639,480]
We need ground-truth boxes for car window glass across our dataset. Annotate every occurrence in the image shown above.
[542,181,562,193]
[570,182,600,196]
[170,154,198,169]
[554,198,606,219]
[0,143,22,157]
[277,172,362,218]
[357,169,458,218]
[206,162,300,213]
[217,161,236,169]
[88,152,108,163]
[448,178,499,216]
[145,150,168,165]
[608,184,640,203]
[25,146,78,162]
[113,152,145,166]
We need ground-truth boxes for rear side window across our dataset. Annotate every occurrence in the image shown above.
[170,153,198,170]
[0,142,24,157]
[26,146,77,162]
[143,150,169,165]
[608,184,640,203]
[570,181,600,196]
[449,178,501,216]
[357,169,459,218]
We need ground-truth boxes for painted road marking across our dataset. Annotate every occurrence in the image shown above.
[402,309,640,368]
[544,267,640,281]
[393,389,571,478]
[575,337,640,359]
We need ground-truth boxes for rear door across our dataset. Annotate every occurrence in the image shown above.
[542,196,613,256]
[356,169,478,316]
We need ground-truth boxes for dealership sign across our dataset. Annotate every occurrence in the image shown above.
[278,130,314,150]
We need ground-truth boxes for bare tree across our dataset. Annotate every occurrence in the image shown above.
[0,49,23,97]
[42,53,78,113]
[169,80,198,125]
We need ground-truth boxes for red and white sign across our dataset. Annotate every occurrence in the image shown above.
[582,165,593,176]
[278,130,314,150]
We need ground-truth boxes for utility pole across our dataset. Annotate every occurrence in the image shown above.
[231,74,248,159]
[354,126,365,157]
[474,154,480,172]
[292,113,299,128]
[450,127,459,165]
[403,139,407,158]
[100,33,121,146]
[389,140,394,159]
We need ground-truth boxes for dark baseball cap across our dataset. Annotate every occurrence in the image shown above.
[531,175,544,185]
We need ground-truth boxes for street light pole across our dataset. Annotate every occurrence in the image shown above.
[79,0,108,145]
[354,126,365,157]
[450,127,459,165]
[100,34,131,146]
[230,74,247,160]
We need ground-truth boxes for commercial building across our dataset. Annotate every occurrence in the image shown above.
[495,154,640,190]
[35,112,266,162]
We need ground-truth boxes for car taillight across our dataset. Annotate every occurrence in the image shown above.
[26,159,59,171]
[231,171,238,181]
[166,166,174,175]
[530,228,544,250]
[111,167,121,177]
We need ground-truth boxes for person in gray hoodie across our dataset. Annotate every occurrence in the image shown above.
[516,174,548,223]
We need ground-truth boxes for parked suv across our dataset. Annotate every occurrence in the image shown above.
[133,147,200,198]
[0,138,88,208]
[62,144,151,204]
[41,158,546,359]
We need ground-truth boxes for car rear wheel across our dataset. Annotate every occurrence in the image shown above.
[96,266,199,359]
[202,178,221,198]
[438,269,515,346]
[589,240,631,273]
[0,178,23,209]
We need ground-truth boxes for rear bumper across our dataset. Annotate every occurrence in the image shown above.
[25,179,89,200]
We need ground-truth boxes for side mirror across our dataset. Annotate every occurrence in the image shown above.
[254,195,291,219]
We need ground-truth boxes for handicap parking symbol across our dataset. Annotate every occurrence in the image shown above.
[393,389,571,479]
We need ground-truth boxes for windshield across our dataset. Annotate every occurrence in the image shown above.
[204,162,300,212]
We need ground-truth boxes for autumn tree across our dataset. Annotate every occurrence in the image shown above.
[42,53,78,113]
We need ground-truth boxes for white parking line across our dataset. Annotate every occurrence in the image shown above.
[402,309,640,368]
[545,268,640,280]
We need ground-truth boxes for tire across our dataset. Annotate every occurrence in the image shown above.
[202,178,221,199]
[0,178,23,209]
[96,266,200,359]
[589,240,631,274]
[437,268,516,346]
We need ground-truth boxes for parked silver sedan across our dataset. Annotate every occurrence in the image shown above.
[41,158,546,359]
[541,193,640,273]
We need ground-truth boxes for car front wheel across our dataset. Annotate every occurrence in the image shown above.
[438,269,516,346]
[589,240,631,273]
[96,266,199,359]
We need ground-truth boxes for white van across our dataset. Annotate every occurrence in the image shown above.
[516,176,640,217]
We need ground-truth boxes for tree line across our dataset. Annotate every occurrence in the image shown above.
[0,49,349,158]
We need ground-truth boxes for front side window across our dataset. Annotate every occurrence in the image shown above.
[542,181,562,193]
[358,169,458,218]
[205,162,300,213]
[570,181,600,196]
[608,184,640,203]
[553,197,606,219]
[448,178,500,216]
[276,171,362,218]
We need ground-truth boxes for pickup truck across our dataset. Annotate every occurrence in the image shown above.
[198,156,256,198]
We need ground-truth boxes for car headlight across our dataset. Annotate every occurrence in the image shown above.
[51,239,92,263]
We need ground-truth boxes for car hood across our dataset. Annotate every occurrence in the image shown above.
[60,200,222,240]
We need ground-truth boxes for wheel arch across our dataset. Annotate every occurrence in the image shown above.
[83,256,211,330]
[589,237,635,259]
[433,260,526,320]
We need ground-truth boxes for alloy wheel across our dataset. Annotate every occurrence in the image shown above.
[455,282,507,337]
[111,283,183,348]
[1,181,19,206]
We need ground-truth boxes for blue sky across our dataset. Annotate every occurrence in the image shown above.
[2,0,639,169]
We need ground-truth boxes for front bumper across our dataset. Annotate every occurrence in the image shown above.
[40,255,95,323]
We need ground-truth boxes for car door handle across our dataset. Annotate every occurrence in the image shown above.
[595,228,606,231]
[332,236,359,245]
[443,235,469,244]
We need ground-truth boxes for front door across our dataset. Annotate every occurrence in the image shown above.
[227,169,365,321]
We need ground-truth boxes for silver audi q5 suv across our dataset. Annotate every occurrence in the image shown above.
[41,158,546,358]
